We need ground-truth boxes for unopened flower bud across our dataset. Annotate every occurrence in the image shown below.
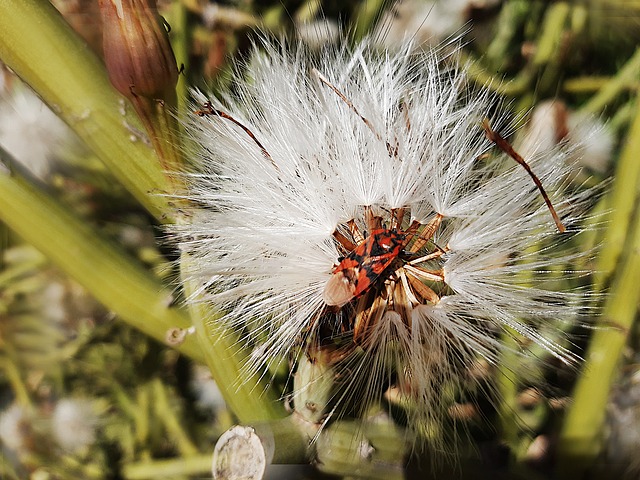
[100,0,178,102]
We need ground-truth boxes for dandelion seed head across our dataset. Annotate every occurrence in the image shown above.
[177,38,593,451]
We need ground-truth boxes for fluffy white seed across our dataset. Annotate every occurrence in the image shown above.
[176,38,593,449]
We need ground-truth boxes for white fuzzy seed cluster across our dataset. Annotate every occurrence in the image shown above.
[177,39,592,444]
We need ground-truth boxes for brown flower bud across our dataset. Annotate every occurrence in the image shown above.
[100,0,178,102]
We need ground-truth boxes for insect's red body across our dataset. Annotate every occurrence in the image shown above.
[323,229,406,307]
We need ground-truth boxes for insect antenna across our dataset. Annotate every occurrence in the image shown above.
[195,101,279,171]
[482,118,566,233]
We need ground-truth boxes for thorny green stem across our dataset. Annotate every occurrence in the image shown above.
[557,99,640,476]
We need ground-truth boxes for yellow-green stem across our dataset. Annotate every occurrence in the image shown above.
[484,0,530,72]
[167,2,190,111]
[579,47,640,116]
[123,454,212,479]
[0,160,203,363]
[593,97,640,290]
[135,385,151,446]
[353,0,387,41]
[151,378,199,456]
[0,0,174,221]
[557,101,640,476]
[0,355,31,407]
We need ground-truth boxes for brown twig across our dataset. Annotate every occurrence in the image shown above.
[482,118,566,233]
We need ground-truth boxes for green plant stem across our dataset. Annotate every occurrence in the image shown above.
[151,378,199,457]
[484,0,530,72]
[533,2,571,96]
[353,0,387,41]
[497,330,523,451]
[593,97,640,290]
[168,2,190,112]
[579,47,640,116]
[134,385,151,447]
[0,0,284,425]
[457,52,530,97]
[556,101,640,476]
[122,454,212,479]
[180,254,287,423]
[562,76,612,94]
[0,160,203,363]
[532,3,570,67]
[0,355,31,407]
[0,0,174,221]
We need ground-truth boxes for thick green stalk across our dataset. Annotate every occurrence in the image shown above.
[0,161,203,363]
[556,101,640,476]
[0,0,174,221]
[593,97,640,290]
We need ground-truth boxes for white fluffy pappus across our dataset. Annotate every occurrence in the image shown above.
[176,39,594,448]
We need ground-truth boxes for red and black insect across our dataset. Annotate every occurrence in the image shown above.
[323,209,446,312]
[323,228,407,308]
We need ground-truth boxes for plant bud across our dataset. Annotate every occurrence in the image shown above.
[100,0,178,102]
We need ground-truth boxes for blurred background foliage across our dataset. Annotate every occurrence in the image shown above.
[0,0,639,479]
